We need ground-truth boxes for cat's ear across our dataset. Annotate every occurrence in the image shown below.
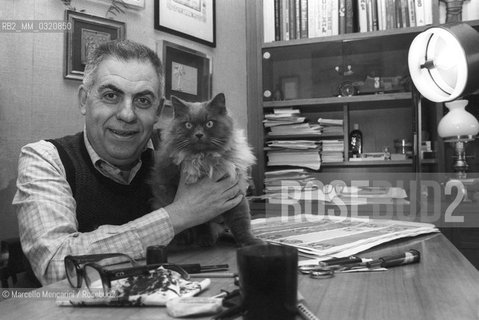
[171,95,189,118]
[207,93,227,115]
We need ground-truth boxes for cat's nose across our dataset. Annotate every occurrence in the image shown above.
[195,133,204,139]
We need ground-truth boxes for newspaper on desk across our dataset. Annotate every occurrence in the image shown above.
[251,214,439,259]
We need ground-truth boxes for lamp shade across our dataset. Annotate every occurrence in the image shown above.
[437,100,479,139]
[408,23,479,102]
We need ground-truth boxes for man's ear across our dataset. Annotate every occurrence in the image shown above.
[78,85,88,115]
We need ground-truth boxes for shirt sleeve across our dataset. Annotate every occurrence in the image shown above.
[12,141,175,286]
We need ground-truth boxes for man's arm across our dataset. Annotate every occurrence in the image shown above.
[13,141,175,285]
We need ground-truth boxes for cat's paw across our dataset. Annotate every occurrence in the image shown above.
[184,174,199,185]
[238,237,265,247]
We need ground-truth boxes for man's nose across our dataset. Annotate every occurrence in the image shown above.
[117,98,137,122]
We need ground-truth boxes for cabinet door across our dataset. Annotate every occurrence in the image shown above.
[262,41,343,101]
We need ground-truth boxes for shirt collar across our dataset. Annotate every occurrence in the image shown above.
[83,128,154,184]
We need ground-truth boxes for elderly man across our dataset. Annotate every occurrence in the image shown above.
[13,40,242,285]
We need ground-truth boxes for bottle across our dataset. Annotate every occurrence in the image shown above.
[349,124,363,158]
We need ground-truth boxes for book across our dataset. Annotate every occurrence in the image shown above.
[274,0,281,41]
[339,0,347,34]
[415,0,426,26]
[263,0,276,43]
[408,0,416,27]
[345,0,355,33]
[357,0,368,32]
[288,0,296,40]
[307,0,318,38]
[385,0,396,29]
[281,0,290,40]
[299,0,308,38]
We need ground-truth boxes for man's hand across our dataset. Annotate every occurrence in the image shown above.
[165,172,243,234]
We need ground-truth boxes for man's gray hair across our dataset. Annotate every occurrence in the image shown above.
[82,40,164,97]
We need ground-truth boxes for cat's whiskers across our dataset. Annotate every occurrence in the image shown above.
[174,140,190,151]
[210,137,225,146]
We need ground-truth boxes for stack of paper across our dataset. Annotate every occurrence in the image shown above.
[268,123,322,136]
[321,139,345,163]
[258,169,319,204]
[264,108,321,137]
[266,149,321,170]
[317,118,344,136]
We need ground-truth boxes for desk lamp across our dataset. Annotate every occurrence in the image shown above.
[408,23,479,197]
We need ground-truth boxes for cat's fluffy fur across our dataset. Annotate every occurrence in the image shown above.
[150,93,260,246]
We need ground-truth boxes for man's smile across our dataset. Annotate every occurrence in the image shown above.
[108,128,139,137]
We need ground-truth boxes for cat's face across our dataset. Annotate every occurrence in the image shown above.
[169,93,233,153]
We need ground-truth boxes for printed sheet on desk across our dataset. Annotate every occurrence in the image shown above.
[251,214,439,259]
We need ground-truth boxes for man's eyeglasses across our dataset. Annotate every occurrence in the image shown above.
[64,253,138,289]
[64,253,189,296]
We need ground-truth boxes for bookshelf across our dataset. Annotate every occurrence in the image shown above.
[245,0,479,270]
[246,1,479,197]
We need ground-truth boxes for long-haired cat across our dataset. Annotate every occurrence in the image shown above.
[150,93,261,246]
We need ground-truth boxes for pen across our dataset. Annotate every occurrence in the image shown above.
[318,256,364,267]
[178,264,229,274]
[190,272,237,278]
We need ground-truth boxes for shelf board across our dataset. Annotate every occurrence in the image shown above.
[421,159,438,165]
[263,92,412,108]
[323,160,413,167]
[265,133,341,140]
[262,20,479,49]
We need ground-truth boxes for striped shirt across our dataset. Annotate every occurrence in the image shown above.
[12,135,174,285]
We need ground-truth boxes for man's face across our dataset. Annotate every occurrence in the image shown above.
[79,58,161,169]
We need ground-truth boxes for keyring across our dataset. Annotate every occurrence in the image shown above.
[309,268,335,279]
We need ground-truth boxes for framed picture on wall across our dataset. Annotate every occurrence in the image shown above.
[64,10,126,80]
[160,41,212,102]
[154,0,216,47]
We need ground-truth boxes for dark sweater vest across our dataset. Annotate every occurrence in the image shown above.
[47,132,154,232]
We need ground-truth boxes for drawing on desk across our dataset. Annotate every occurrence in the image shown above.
[252,215,439,259]
[57,266,209,307]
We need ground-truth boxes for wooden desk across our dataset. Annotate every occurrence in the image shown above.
[1,233,479,320]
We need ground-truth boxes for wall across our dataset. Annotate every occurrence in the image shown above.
[0,0,248,240]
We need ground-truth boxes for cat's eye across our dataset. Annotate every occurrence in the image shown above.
[206,120,214,128]
[185,122,193,129]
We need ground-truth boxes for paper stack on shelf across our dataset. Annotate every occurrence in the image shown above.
[268,123,322,136]
[264,108,321,136]
[266,148,321,170]
[252,214,439,259]
[321,139,345,163]
[267,140,319,150]
[258,169,319,204]
[317,118,344,136]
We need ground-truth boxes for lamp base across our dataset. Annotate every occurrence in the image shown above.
[447,137,476,201]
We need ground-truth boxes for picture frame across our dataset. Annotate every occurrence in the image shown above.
[64,10,126,80]
[154,0,216,47]
[281,76,300,100]
[160,41,212,102]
